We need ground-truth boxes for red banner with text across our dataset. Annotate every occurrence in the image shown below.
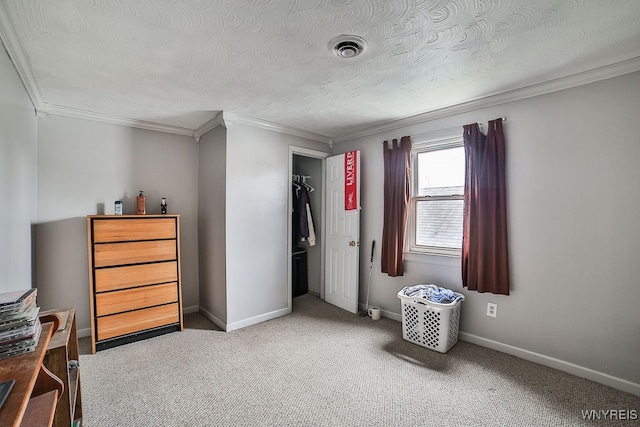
[344,150,358,211]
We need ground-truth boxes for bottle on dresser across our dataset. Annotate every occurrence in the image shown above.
[136,191,146,214]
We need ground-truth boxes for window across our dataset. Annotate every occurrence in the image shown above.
[409,135,465,257]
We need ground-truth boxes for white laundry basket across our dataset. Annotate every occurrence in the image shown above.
[397,287,464,353]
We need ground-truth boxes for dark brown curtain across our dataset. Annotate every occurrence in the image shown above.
[462,119,509,294]
[381,136,411,277]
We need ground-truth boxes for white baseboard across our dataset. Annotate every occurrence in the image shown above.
[197,305,291,332]
[197,306,226,331]
[381,308,401,322]
[78,327,91,339]
[225,307,291,332]
[358,303,402,322]
[364,304,639,397]
[183,305,200,315]
[458,332,640,397]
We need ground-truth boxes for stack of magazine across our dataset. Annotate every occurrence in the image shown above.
[0,289,41,360]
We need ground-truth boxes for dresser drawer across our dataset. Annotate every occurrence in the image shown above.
[93,240,176,267]
[94,261,178,292]
[92,218,176,243]
[95,283,178,317]
[97,303,179,341]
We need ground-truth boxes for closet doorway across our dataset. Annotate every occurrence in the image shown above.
[289,147,329,310]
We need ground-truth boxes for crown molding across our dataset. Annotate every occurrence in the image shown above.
[45,103,195,137]
[194,111,333,145]
[193,111,225,142]
[221,112,333,145]
[4,0,638,146]
[332,56,640,144]
[0,0,44,110]
[0,0,202,140]
[36,101,333,144]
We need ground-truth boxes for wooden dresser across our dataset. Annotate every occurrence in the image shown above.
[87,215,183,353]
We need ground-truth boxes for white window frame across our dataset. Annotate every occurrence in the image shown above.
[408,132,464,257]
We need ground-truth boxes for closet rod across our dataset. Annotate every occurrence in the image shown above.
[382,117,507,144]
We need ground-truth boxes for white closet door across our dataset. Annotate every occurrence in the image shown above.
[324,151,360,313]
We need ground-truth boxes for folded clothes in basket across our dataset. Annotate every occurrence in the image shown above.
[402,284,462,304]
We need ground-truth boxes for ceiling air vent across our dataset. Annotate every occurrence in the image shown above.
[330,35,367,59]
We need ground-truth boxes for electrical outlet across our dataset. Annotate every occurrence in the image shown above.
[487,302,497,318]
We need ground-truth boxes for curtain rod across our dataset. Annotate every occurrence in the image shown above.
[382,117,507,143]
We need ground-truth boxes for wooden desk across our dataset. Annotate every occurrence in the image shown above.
[39,307,83,427]
[0,323,63,426]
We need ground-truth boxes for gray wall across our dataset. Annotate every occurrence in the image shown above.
[225,124,290,327]
[35,115,200,334]
[333,71,640,390]
[199,121,329,331]
[197,125,227,325]
[0,43,37,293]
[201,122,330,330]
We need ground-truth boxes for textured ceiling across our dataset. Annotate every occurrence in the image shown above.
[2,0,640,140]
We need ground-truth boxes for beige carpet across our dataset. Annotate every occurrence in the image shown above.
[78,295,639,426]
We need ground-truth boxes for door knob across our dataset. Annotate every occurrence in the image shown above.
[349,241,359,247]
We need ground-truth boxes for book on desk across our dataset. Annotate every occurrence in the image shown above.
[0,289,41,360]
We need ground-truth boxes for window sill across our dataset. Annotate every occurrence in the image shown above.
[404,251,461,268]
